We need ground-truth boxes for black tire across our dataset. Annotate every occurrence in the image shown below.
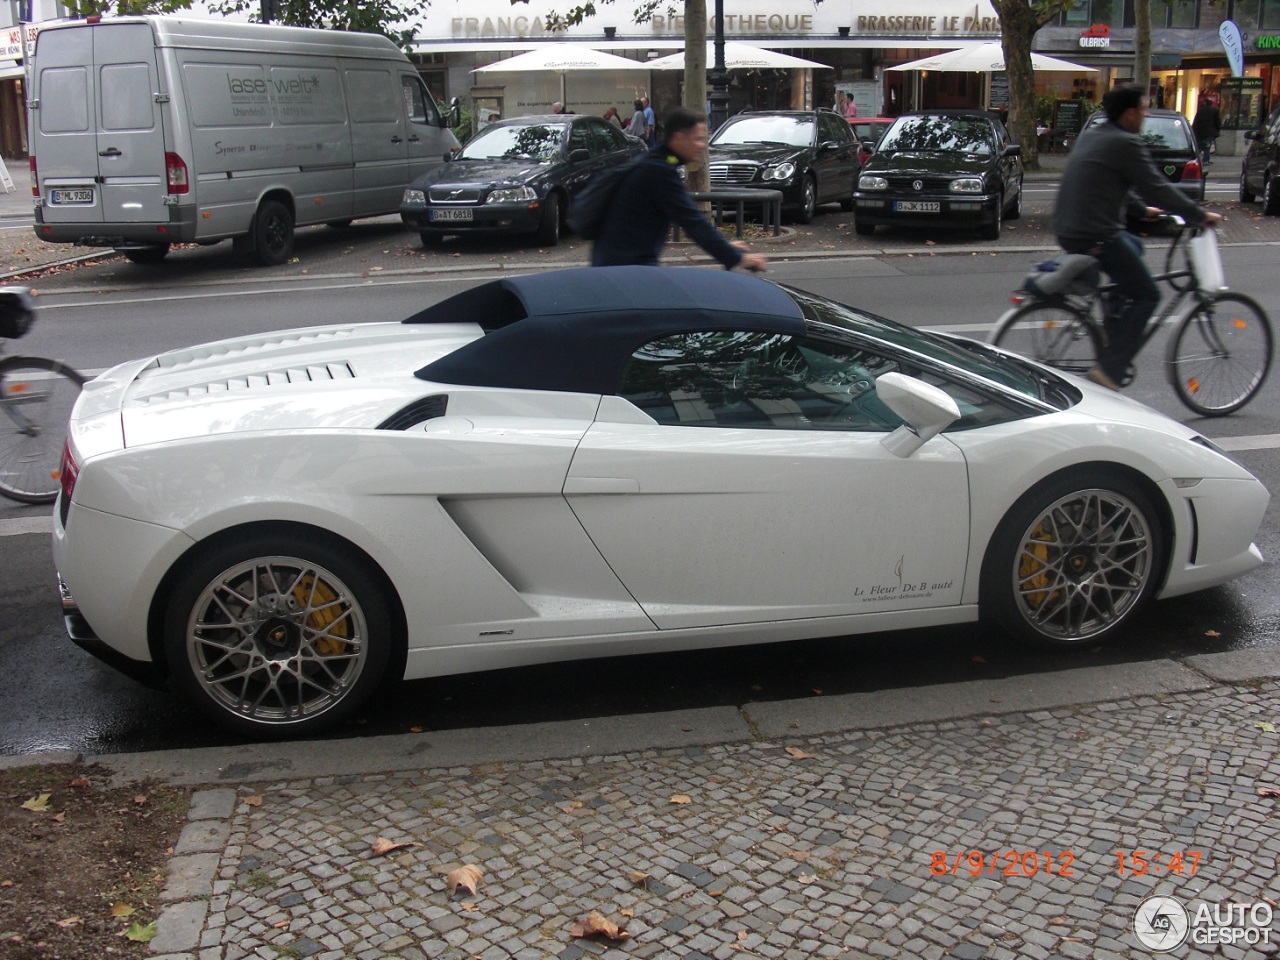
[981,194,1002,240]
[853,217,875,237]
[982,471,1164,648]
[0,357,86,504]
[420,232,443,247]
[163,530,400,738]
[122,244,170,265]
[1265,175,1280,217]
[535,192,561,246]
[990,300,1101,376]
[1006,186,1022,221]
[250,200,295,266]
[1167,292,1274,416]
[793,176,817,225]
[1240,167,1256,204]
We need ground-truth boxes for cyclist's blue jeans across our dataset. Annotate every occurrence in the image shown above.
[1060,231,1160,381]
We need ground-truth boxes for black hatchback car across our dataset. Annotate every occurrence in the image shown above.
[1083,107,1205,201]
[707,110,859,223]
[1241,102,1280,214]
[853,110,1023,240]
[400,115,645,247]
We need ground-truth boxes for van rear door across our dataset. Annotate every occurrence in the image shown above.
[34,22,168,227]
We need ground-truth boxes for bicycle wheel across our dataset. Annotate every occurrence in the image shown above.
[1167,292,1274,417]
[0,357,86,504]
[991,300,1101,376]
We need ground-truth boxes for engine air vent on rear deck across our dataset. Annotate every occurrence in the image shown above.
[378,394,449,430]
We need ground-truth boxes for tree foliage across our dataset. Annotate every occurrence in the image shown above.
[990,0,1075,170]
[207,0,428,49]
[61,0,192,16]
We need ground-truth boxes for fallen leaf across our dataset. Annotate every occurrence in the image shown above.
[620,908,635,918]
[1050,915,1070,925]
[738,930,748,941]
[811,688,823,695]
[56,917,81,928]
[1258,722,1276,734]
[669,794,692,805]
[569,911,631,941]
[707,889,724,897]
[560,800,584,813]
[628,871,651,884]
[243,795,263,807]
[125,920,157,942]
[20,794,51,812]
[461,902,477,911]
[446,864,483,896]
[273,920,289,929]
[1258,786,1280,798]
[68,778,90,788]
[409,726,423,733]
[133,794,150,806]
[370,837,418,857]
[52,812,66,823]
[798,872,818,884]
[110,902,135,918]
[1205,629,1222,638]
[784,747,815,761]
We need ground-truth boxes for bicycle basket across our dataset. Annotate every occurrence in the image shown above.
[1022,254,1100,298]
[0,288,36,339]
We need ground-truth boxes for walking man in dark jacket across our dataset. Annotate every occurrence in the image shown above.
[592,106,768,272]
[1053,84,1220,390]
[1191,96,1222,167]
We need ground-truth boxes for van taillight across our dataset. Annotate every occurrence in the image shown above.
[29,156,37,197]
[1183,159,1202,181]
[165,153,190,194]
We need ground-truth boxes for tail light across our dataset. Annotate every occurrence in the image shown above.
[1183,159,1202,182]
[165,152,190,194]
[1010,294,1026,305]
[29,156,37,198]
[59,439,79,504]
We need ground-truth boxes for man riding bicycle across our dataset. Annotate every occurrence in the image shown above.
[1053,84,1222,391]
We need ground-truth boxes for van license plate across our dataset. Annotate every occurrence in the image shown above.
[51,189,94,205]
[895,201,940,213]
[431,208,473,222]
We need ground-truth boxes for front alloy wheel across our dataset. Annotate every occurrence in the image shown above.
[983,475,1162,648]
[165,534,395,736]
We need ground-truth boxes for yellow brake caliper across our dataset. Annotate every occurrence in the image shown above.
[294,575,350,656]
[1019,523,1060,609]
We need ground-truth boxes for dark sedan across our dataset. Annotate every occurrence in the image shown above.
[400,115,645,247]
[707,110,858,224]
[1084,107,1205,201]
[853,110,1023,240]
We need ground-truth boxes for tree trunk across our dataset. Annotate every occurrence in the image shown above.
[1134,0,1152,96]
[993,0,1043,171]
[684,0,709,193]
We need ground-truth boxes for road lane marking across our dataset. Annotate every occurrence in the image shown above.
[0,515,51,536]
[1217,434,1280,451]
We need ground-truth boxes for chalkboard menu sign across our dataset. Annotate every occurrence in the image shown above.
[1053,99,1084,133]
[989,72,1010,110]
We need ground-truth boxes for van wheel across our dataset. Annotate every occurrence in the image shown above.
[122,244,170,265]
[251,200,295,266]
[535,193,561,246]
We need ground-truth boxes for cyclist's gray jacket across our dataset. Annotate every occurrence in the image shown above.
[1052,119,1207,243]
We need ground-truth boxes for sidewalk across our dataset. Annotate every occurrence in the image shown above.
[57,650,1277,960]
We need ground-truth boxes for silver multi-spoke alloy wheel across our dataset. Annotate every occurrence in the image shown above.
[166,534,397,736]
[187,556,368,725]
[983,474,1163,648]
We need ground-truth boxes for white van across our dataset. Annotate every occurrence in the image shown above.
[29,16,458,265]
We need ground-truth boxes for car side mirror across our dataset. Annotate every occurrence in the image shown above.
[1005,143,1022,157]
[568,148,590,163]
[448,98,461,128]
[1244,128,1260,141]
[860,139,876,154]
[876,373,961,458]
[818,140,839,153]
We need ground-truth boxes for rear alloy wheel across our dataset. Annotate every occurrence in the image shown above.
[794,176,817,224]
[122,244,170,265]
[1264,175,1280,216]
[982,473,1163,649]
[535,192,561,246]
[164,532,398,737]
[250,200,295,266]
[1240,167,1256,203]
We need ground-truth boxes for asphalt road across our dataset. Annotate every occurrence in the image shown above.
[0,181,1277,756]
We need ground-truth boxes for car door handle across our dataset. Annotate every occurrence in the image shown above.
[98,147,122,158]
[408,135,421,143]
[390,136,404,144]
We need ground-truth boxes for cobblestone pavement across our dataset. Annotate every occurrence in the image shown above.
[144,655,1280,960]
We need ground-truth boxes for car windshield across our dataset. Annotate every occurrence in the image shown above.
[782,285,1070,406]
[852,122,889,142]
[878,116,994,155]
[712,116,815,148]
[1138,116,1193,151]
[459,123,566,162]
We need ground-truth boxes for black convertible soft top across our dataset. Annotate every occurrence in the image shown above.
[410,266,806,395]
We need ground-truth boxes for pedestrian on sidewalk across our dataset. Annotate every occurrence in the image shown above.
[591,106,767,272]
[1192,95,1221,168]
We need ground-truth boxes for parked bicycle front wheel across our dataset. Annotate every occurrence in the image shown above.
[0,357,86,504]
[990,301,1101,376]
[1167,293,1274,417]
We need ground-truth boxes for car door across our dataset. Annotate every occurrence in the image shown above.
[1245,105,1280,193]
[991,120,1020,209]
[560,118,609,200]
[815,113,856,203]
[564,328,971,630]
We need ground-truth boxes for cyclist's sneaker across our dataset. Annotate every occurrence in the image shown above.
[1087,367,1123,391]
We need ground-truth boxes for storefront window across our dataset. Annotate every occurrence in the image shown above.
[1198,1,1228,28]
[1062,0,1090,24]
[1234,0,1262,28]
[1166,0,1198,27]
[1264,0,1280,27]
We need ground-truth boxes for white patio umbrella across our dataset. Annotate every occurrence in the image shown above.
[472,43,650,106]
[886,42,1096,74]
[647,42,828,72]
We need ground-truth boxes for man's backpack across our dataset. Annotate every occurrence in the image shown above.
[568,155,646,240]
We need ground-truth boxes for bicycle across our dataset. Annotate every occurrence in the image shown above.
[990,216,1274,417]
[0,288,86,504]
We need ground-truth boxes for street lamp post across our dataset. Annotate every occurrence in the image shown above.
[708,0,729,131]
